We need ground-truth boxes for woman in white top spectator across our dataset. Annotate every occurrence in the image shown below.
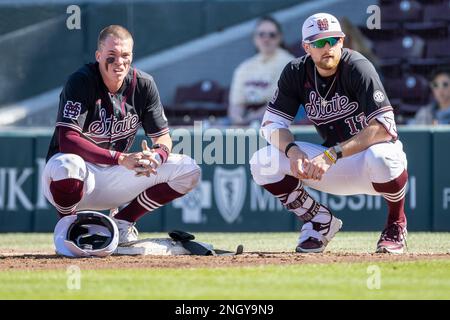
[228,16,294,125]
[412,68,450,125]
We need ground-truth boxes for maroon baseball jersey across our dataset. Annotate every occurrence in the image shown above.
[268,48,393,147]
[46,62,169,161]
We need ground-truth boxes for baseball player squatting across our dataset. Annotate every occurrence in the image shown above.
[250,13,408,254]
[42,25,200,244]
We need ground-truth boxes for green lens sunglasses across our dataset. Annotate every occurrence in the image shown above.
[310,37,340,48]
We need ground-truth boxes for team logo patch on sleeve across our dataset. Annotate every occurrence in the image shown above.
[373,90,385,103]
[63,101,82,120]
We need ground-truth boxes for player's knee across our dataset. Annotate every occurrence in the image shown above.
[250,146,278,186]
[186,163,201,190]
[250,149,263,185]
[365,144,406,176]
[366,145,389,169]
[169,157,201,194]
[51,153,87,181]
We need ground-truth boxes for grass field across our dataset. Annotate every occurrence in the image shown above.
[0,232,449,299]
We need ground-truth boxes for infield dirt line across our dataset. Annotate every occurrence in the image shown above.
[0,252,449,270]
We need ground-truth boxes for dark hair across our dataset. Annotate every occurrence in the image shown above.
[98,25,133,50]
[429,67,450,82]
[255,16,288,50]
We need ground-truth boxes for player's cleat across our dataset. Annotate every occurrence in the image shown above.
[376,223,407,254]
[113,218,139,245]
[296,211,343,253]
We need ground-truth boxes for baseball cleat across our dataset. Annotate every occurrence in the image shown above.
[376,223,407,254]
[113,218,139,245]
[296,213,343,253]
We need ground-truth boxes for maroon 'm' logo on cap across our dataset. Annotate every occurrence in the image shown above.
[317,18,329,31]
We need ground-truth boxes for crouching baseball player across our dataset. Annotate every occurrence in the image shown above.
[250,13,408,254]
[42,25,200,245]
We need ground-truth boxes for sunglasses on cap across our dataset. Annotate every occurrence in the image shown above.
[256,31,279,39]
[431,81,450,89]
[310,37,341,49]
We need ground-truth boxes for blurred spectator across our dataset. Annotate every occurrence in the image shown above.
[228,16,294,125]
[411,68,450,125]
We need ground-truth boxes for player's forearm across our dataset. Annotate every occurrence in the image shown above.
[59,127,121,165]
[338,119,392,158]
[270,128,297,155]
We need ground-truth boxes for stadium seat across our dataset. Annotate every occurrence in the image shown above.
[397,102,425,120]
[165,80,228,125]
[221,87,230,106]
[380,0,423,23]
[423,1,450,22]
[416,0,446,3]
[389,98,404,123]
[371,1,450,87]
[426,37,450,58]
[389,98,429,124]
[408,57,450,77]
[174,80,224,105]
[388,98,412,125]
[383,74,430,105]
[379,58,404,78]
[358,22,403,41]
[390,97,402,109]
[404,21,448,39]
[375,35,425,60]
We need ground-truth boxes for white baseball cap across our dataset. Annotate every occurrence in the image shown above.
[302,13,346,43]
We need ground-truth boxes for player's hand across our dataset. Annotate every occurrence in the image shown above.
[134,140,161,177]
[118,152,145,171]
[288,146,308,180]
[303,152,333,181]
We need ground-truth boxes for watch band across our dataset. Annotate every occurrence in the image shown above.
[333,144,343,160]
[285,142,298,158]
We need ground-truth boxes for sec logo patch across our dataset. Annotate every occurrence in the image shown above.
[373,90,385,103]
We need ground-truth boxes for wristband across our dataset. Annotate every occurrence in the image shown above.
[323,149,337,164]
[115,151,123,165]
[152,144,170,163]
[285,142,298,158]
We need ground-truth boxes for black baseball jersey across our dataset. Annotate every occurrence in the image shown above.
[46,62,169,161]
[267,48,392,147]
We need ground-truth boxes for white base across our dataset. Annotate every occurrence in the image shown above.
[114,238,214,256]
[114,238,190,256]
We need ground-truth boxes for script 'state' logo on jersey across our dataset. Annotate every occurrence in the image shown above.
[63,101,82,120]
[305,91,359,125]
[86,108,140,143]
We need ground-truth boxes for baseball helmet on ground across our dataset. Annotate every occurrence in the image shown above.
[54,211,119,257]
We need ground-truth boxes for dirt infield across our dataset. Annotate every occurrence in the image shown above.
[0,250,449,271]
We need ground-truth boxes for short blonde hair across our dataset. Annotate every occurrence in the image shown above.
[97,25,133,50]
